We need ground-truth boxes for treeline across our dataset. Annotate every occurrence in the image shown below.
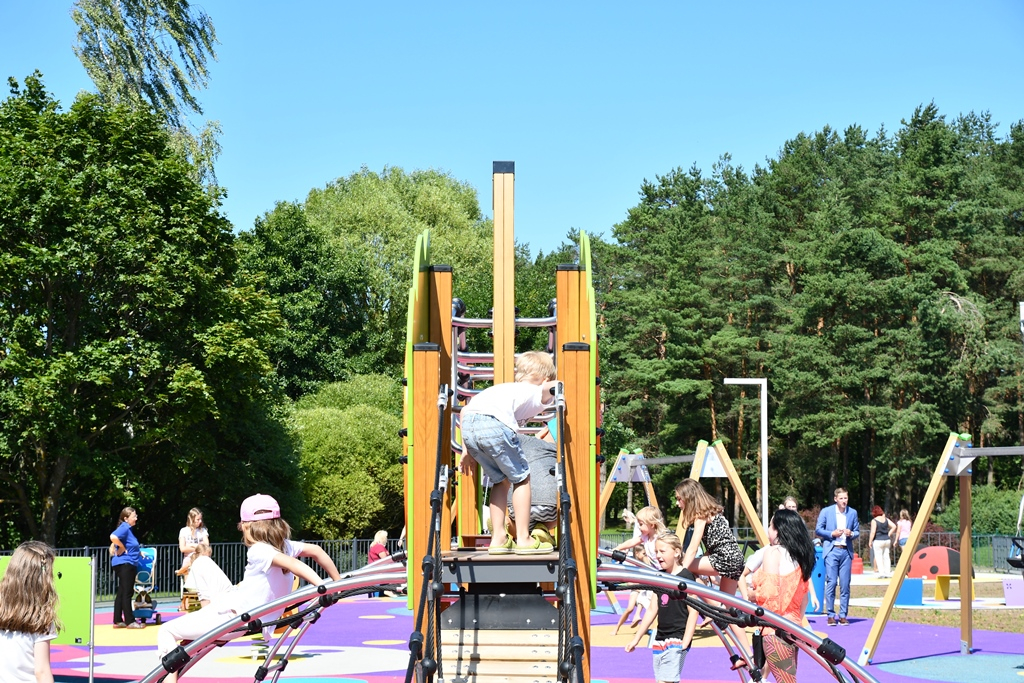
[597,105,1024,527]
[2,73,1023,547]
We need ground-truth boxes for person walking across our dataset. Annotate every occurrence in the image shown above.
[868,506,896,578]
[815,488,859,626]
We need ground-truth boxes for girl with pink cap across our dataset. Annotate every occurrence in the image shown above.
[156,494,340,682]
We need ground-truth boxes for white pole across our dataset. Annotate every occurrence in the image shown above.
[759,379,768,528]
[724,378,769,528]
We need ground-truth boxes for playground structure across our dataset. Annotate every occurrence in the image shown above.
[137,161,882,683]
[858,432,1024,665]
[597,440,770,548]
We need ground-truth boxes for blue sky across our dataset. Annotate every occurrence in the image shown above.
[2,1,1023,256]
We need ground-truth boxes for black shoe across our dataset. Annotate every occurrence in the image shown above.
[838,617,850,626]
[827,617,836,626]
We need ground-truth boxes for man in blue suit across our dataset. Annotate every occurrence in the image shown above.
[816,487,859,625]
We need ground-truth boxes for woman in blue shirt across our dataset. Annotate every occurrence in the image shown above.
[109,507,144,629]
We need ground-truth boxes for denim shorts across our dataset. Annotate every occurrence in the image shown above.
[652,640,689,682]
[461,413,530,485]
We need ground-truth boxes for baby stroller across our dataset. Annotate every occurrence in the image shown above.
[133,547,162,625]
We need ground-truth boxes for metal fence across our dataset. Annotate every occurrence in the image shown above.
[44,538,403,602]
[14,530,1022,602]
[599,528,1021,573]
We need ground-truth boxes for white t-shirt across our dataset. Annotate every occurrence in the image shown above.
[461,382,549,432]
[745,546,800,575]
[179,525,209,550]
[0,628,57,683]
[214,540,303,619]
[835,509,848,547]
[189,555,233,601]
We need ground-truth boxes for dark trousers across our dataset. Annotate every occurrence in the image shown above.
[113,563,137,624]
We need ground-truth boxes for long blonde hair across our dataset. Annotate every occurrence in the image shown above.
[187,507,205,530]
[0,541,62,635]
[635,506,667,539]
[674,479,723,530]
[238,518,292,552]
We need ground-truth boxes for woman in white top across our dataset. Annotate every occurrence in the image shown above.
[176,507,210,576]
[157,494,340,683]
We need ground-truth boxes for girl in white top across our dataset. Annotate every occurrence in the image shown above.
[177,507,210,576]
[0,541,62,683]
[157,494,341,683]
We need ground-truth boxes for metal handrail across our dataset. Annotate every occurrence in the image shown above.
[597,554,879,683]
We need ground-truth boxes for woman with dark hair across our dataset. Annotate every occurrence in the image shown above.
[868,505,896,578]
[109,506,144,629]
[739,510,818,683]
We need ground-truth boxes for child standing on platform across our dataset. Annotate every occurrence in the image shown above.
[458,351,558,555]
[0,541,62,683]
[157,494,340,683]
[625,533,698,683]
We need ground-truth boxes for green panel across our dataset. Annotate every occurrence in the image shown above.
[403,229,431,598]
[0,555,94,645]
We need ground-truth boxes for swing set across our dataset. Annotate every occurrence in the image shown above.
[858,432,1024,665]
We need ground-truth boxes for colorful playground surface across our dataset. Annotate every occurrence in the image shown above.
[54,588,1023,683]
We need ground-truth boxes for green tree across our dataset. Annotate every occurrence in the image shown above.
[0,74,286,545]
[237,203,372,398]
[72,0,220,182]
[293,376,403,538]
[303,167,493,375]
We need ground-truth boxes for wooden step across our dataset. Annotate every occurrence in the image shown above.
[440,643,557,661]
[441,629,558,646]
[442,657,557,680]
[439,628,560,683]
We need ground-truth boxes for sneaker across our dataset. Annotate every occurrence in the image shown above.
[827,617,836,626]
[838,618,850,626]
[514,537,554,555]
[126,621,146,629]
[112,622,127,629]
[530,524,556,546]
[486,536,515,555]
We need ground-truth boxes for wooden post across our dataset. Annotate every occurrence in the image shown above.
[959,473,973,654]
[492,161,515,384]
[410,344,441,609]
[562,342,593,681]
[429,266,454,553]
[858,432,960,665]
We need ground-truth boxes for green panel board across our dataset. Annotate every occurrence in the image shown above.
[0,555,94,645]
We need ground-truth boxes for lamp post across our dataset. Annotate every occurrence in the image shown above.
[724,378,768,528]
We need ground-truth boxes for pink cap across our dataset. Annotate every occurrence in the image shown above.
[240,494,280,522]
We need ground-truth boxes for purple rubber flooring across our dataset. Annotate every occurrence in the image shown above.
[53,595,1023,682]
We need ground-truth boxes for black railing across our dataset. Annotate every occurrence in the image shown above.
[552,381,585,683]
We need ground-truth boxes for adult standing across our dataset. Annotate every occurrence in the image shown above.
[176,507,209,576]
[109,507,144,629]
[815,488,859,626]
[868,506,896,578]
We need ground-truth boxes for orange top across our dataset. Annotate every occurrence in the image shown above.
[752,551,808,632]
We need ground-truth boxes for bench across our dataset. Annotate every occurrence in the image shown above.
[934,574,975,601]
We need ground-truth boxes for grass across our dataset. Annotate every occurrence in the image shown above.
[847,579,1024,633]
